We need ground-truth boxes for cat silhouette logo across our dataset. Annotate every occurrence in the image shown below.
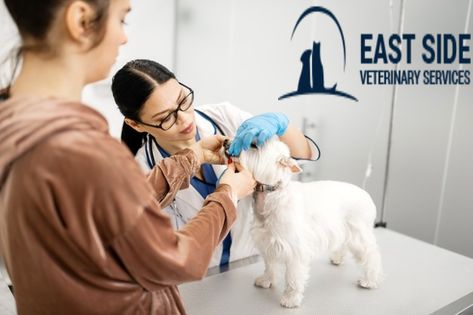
[279,6,358,102]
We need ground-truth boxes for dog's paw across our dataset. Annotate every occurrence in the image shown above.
[358,278,379,289]
[330,257,343,265]
[330,252,345,265]
[280,292,302,308]
[254,275,272,289]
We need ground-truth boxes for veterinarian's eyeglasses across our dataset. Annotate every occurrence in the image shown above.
[138,82,194,131]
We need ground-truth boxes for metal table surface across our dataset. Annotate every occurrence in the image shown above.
[179,228,473,315]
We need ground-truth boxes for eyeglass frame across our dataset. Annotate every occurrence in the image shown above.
[136,82,194,131]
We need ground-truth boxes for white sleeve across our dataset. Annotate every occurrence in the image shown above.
[197,102,320,160]
[134,145,152,174]
[196,102,252,136]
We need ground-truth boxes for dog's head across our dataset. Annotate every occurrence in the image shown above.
[237,136,302,186]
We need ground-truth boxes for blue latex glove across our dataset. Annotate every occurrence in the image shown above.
[228,112,289,156]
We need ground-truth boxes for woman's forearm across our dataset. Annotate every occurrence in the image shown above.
[279,124,312,159]
[148,148,200,208]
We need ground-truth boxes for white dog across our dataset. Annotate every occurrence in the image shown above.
[237,137,383,308]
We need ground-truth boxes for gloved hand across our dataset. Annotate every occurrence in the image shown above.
[228,112,289,156]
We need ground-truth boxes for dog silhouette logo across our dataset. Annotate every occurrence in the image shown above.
[279,6,358,102]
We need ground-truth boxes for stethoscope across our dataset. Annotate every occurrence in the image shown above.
[144,110,233,266]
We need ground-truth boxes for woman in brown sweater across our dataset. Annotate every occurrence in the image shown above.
[0,0,255,314]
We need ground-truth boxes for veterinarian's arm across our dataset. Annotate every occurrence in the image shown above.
[279,125,318,160]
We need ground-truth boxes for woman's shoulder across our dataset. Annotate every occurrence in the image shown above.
[196,102,252,135]
[196,101,243,117]
[14,125,153,241]
[41,127,136,173]
[0,95,112,179]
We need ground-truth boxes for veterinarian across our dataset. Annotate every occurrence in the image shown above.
[0,0,257,314]
[111,59,321,267]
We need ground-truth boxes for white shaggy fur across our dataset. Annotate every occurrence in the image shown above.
[238,137,383,308]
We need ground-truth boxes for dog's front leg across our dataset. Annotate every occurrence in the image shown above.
[280,257,309,308]
[254,255,276,289]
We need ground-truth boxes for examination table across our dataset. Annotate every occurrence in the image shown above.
[1,228,472,314]
[179,228,473,315]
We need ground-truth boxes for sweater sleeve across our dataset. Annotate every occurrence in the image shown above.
[111,184,236,289]
[44,130,236,291]
[101,141,237,289]
[146,148,200,209]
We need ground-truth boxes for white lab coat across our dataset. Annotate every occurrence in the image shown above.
[135,102,320,267]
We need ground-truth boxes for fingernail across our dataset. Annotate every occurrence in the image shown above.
[228,158,233,164]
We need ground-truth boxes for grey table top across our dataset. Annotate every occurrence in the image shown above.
[179,228,473,315]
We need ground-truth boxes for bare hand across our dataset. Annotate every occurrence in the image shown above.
[189,135,228,165]
[219,162,256,200]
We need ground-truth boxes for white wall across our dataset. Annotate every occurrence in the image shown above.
[384,0,473,256]
[175,0,401,222]
[83,0,176,137]
[175,0,473,258]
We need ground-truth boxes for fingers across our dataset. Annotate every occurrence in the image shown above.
[226,161,236,172]
[229,124,255,156]
[234,161,244,172]
[209,134,227,149]
[250,178,257,191]
[229,136,243,156]
[216,134,228,140]
[241,128,258,151]
[256,129,270,146]
[200,135,228,149]
[215,134,229,145]
[234,163,255,188]
[243,169,257,190]
[213,154,226,165]
[197,136,230,165]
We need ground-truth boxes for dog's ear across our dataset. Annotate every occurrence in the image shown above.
[277,156,303,174]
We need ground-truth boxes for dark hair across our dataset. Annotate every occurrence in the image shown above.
[2,0,111,98]
[111,59,176,155]
[5,0,109,49]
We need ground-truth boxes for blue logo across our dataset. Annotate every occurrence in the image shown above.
[279,6,358,102]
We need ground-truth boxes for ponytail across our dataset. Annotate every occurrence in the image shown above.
[121,121,146,156]
[112,59,176,156]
